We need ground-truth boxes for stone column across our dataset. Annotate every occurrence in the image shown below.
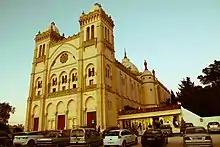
[65,110,69,129]
[55,112,58,130]
[45,113,48,130]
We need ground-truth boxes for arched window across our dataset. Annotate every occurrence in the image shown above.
[91,25,94,39]
[105,27,107,39]
[86,27,90,41]
[38,45,42,57]
[42,44,45,56]
[107,29,110,41]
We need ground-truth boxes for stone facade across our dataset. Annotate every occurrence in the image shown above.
[24,3,170,131]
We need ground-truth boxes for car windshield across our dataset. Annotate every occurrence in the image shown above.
[186,127,206,134]
[208,122,219,125]
[106,131,120,136]
[160,125,171,129]
[45,131,59,137]
[71,130,84,137]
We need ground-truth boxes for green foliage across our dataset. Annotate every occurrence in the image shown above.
[176,60,220,117]
[197,60,220,86]
[0,102,15,124]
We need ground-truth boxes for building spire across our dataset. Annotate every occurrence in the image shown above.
[144,60,148,70]
[124,48,127,58]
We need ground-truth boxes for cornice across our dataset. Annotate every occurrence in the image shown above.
[49,33,80,48]
[79,9,114,28]
[35,30,63,43]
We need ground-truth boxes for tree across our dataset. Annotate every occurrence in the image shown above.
[197,60,220,86]
[0,102,15,124]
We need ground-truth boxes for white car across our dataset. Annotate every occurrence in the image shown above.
[13,131,44,147]
[103,129,138,147]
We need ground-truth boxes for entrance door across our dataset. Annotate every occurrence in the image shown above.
[33,117,39,131]
[87,111,96,128]
[58,115,65,130]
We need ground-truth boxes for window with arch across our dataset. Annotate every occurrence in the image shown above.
[91,25,94,39]
[50,75,58,93]
[38,45,42,58]
[88,67,95,77]
[86,27,90,41]
[35,78,42,96]
[60,72,68,91]
[105,27,107,39]
[70,69,78,89]
[105,64,111,78]
[107,29,110,41]
[42,44,45,56]
[86,64,96,86]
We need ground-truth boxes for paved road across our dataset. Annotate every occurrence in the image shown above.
[131,134,220,147]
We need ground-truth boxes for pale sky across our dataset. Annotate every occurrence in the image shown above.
[0,0,220,124]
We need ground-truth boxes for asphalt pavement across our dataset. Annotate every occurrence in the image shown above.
[131,134,220,147]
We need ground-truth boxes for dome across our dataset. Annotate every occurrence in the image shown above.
[45,22,60,34]
[142,70,152,75]
[90,3,102,12]
[122,57,139,74]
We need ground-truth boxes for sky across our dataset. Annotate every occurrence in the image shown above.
[0,0,220,125]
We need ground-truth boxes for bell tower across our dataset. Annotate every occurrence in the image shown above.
[78,3,116,128]
[25,22,63,131]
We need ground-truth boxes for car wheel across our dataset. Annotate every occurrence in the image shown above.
[121,140,126,147]
[28,140,35,147]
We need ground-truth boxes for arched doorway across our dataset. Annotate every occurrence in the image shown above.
[85,97,96,128]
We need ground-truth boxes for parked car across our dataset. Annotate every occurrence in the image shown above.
[183,126,213,147]
[36,130,70,147]
[103,129,138,147]
[102,126,120,137]
[160,124,173,136]
[126,127,139,136]
[13,131,44,147]
[207,121,220,133]
[141,129,168,147]
[69,127,103,147]
[180,123,194,135]
[0,131,13,147]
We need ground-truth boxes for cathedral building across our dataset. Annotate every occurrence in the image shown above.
[25,3,170,131]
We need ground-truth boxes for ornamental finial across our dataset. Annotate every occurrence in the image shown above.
[124,48,127,58]
[144,60,148,70]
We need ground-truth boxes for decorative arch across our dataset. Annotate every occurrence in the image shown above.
[35,77,42,86]
[49,43,77,62]
[50,74,57,81]
[85,96,96,111]
[46,103,53,113]
[67,99,74,108]
[85,63,95,72]
[32,105,39,117]
[69,68,77,78]
[59,71,68,81]
[49,51,76,72]
[56,101,65,114]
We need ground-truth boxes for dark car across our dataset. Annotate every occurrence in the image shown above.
[102,126,120,137]
[180,123,194,135]
[141,129,168,147]
[160,124,173,136]
[0,131,13,147]
[36,130,70,146]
